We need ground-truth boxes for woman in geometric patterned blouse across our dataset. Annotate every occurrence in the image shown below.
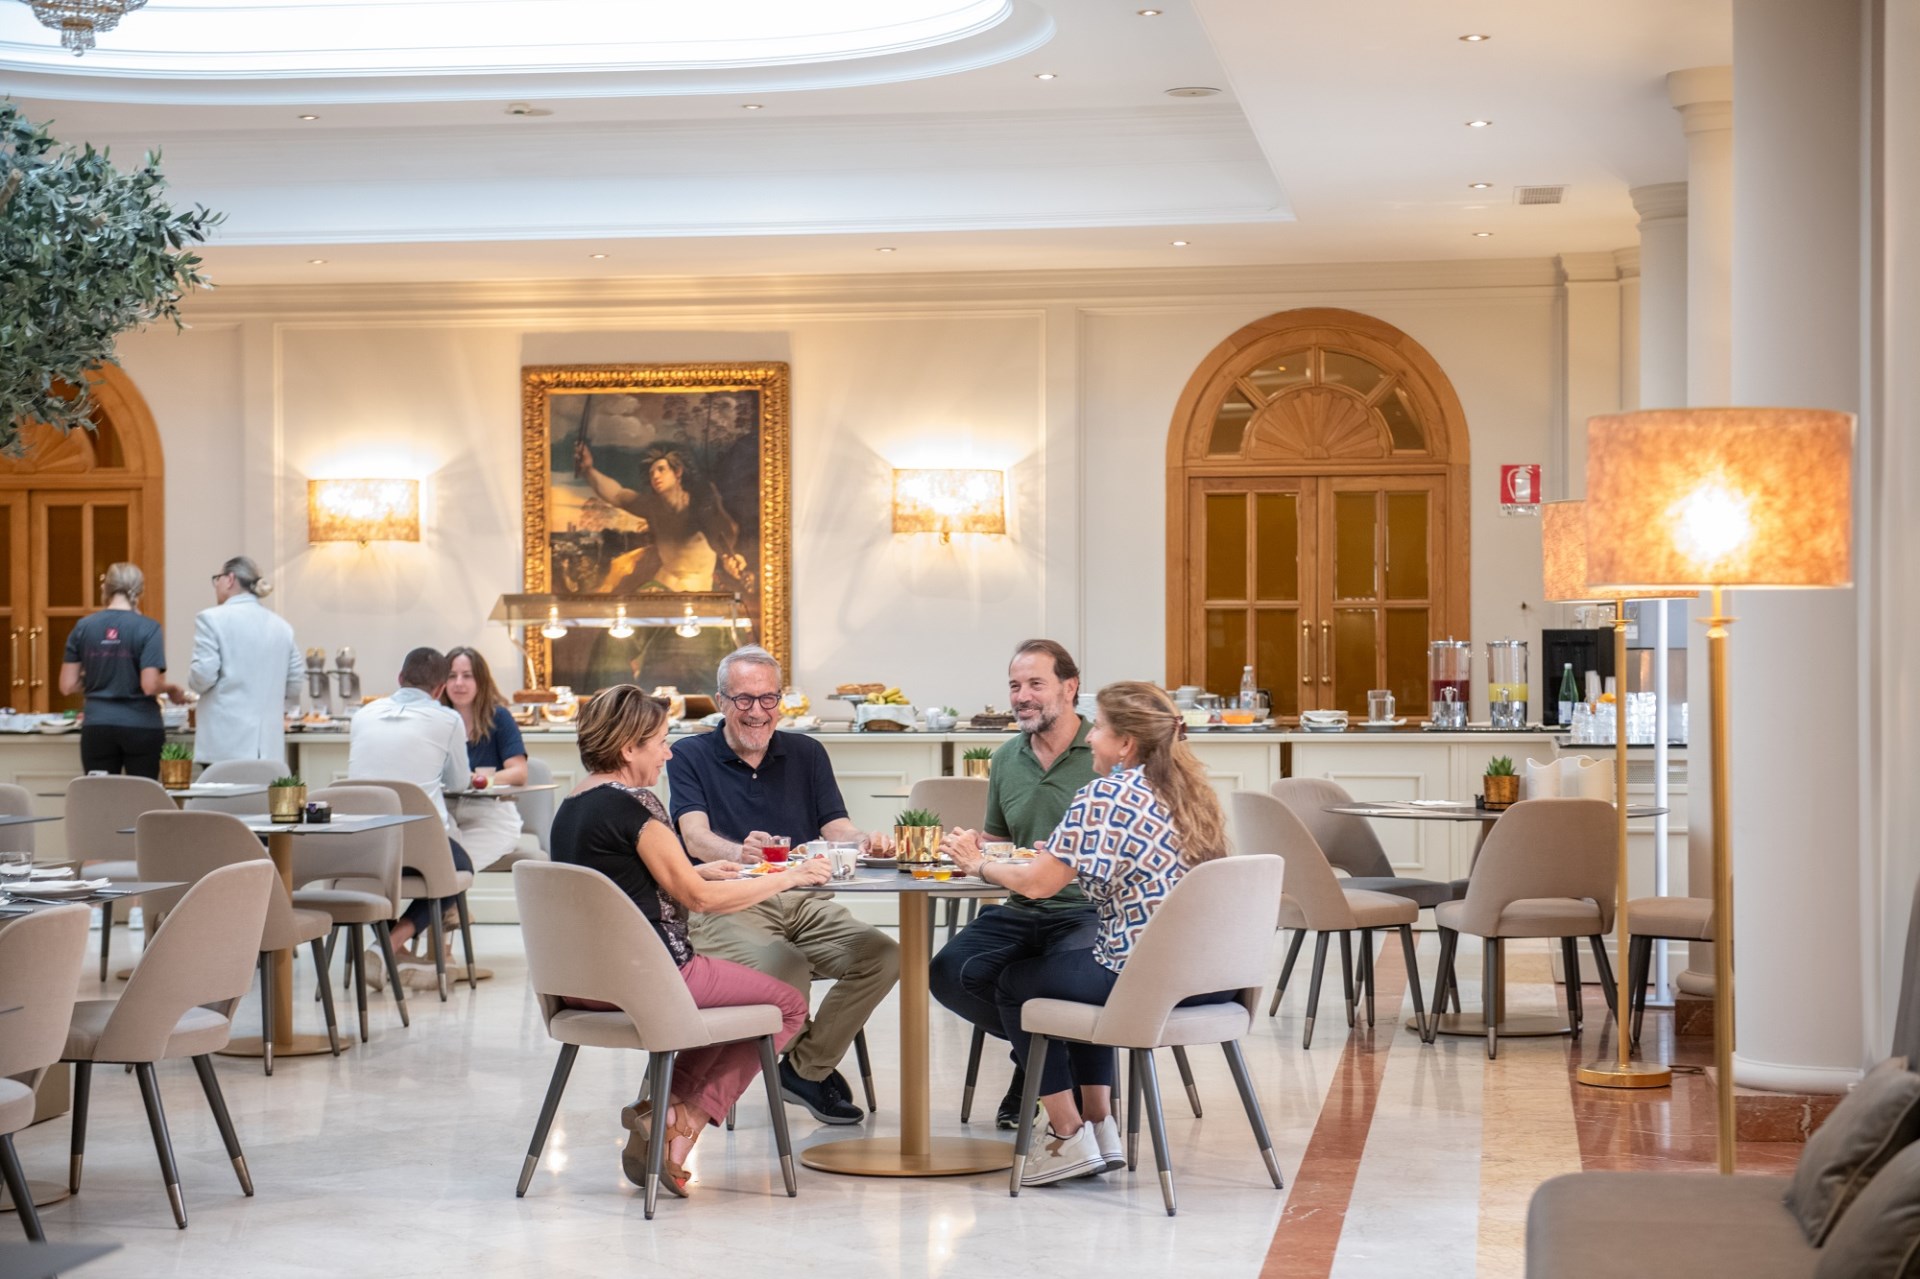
[948,680,1235,1187]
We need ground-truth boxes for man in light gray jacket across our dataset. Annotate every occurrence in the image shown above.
[188,556,303,766]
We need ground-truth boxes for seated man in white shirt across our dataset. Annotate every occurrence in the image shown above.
[347,646,470,966]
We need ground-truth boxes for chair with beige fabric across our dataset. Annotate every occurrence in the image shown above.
[1234,791,1430,1047]
[0,782,38,857]
[290,785,411,1041]
[478,755,555,875]
[0,905,92,1241]
[64,860,273,1229]
[1270,777,1462,908]
[65,773,176,981]
[1624,895,1714,1051]
[182,758,285,815]
[1007,855,1287,1216]
[909,775,991,937]
[512,861,798,1218]
[346,778,476,999]
[1429,797,1616,1059]
[135,810,342,1073]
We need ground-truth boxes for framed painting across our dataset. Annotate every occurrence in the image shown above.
[520,363,791,695]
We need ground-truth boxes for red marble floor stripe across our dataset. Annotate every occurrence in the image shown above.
[1260,934,1412,1279]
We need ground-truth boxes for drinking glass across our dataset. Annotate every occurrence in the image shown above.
[1367,689,1395,722]
[761,836,790,864]
[0,850,29,877]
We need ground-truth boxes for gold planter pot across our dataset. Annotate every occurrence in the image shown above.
[895,825,942,864]
[268,785,307,824]
[1483,774,1519,809]
[159,757,193,790]
[961,758,992,779]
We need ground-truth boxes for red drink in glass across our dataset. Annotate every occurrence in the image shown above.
[762,837,790,863]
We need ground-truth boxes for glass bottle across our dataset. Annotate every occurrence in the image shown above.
[1239,665,1257,710]
[1558,663,1579,727]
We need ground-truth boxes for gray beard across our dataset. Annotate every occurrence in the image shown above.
[1019,708,1058,736]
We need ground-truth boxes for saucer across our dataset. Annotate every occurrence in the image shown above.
[1360,718,1407,730]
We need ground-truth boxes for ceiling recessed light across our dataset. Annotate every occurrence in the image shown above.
[1034,72,1057,80]
[297,114,319,121]
[1471,231,1494,238]
[1171,240,1190,247]
[588,253,609,259]
[742,103,763,110]
[1459,33,1492,42]
[876,247,897,253]
[1466,119,1492,128]
[1136,7,1163,14]
[505,102,553,118]
[308,258,328,265]
[1468,181,1493,189]
[1165,86,1221,98]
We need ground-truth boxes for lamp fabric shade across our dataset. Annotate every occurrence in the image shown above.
[1584,409,1853,590]
[308,479,421,543]
[1542,499,1604,604]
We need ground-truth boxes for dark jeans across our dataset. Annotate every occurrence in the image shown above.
[996,946,1240,1096]
[930,902,1100,1090]
[400,838,471,934]
[80,723,165,780]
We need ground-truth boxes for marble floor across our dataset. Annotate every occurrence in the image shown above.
[12,923,1795,1278]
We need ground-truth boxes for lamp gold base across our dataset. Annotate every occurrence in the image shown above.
[800,1135,1013,1178]
[1576,1061,1673,1089]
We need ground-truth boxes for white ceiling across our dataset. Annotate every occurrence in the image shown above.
[3,0,1731,287]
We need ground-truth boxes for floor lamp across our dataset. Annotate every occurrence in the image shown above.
[1542,499,1692,1090]
[1584,407,1854,1173]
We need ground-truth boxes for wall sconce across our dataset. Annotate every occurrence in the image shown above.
[307,479,421,544]
[891,468,1006,544]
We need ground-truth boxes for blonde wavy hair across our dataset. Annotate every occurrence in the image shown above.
[1097,681,1230,864]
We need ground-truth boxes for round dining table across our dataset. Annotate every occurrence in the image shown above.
[787,865,1012,1178]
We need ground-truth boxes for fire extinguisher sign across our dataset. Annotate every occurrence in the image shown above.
[1499,463,1541,516]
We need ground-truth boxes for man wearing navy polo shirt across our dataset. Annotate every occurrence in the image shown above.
[670,646,900,1125]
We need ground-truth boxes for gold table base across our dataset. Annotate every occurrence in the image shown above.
[1576,1061,1673,1089]
[219,1032,345,1060]
[801,1135,1012,1178]
[0,1178,69,1211]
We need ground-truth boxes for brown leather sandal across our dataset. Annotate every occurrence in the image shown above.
[660,1108,701,1198]
[618,1101,656,1188]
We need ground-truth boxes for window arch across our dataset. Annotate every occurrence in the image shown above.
[1165,308,1470,720]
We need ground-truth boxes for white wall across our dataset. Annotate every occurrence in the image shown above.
[114,260,1576,713]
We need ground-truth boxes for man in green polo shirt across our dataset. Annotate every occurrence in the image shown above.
[932,638,1100,1129]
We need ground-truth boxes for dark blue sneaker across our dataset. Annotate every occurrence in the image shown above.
[780,1058,863,1124]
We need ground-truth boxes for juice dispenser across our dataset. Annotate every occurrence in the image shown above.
[1428,640,1470,729]
[1487,639,1530,730]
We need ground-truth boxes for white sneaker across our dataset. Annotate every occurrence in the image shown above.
[361,949,387,992]
[1091,1115,1125,1171]
[1020,1123,1107,1186]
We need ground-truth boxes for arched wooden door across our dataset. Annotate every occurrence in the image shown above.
[1166,308,1469,722]
[0,367,166,712]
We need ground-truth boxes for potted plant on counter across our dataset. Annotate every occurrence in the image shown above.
[894,807,943,867]
[961,746,993,779]
[268,775,307,824]
[1482,756,1519,810]
[158,741,193,790]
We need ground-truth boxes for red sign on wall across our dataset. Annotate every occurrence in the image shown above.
[1500,463,1541,515]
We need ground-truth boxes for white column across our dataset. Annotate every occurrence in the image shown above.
[1556,252,1626,500]
[1727,0,1865,1092]
[1631,183,1688,410]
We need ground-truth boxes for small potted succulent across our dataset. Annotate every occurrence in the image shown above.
[894,807,943,867]
[268,774,307,824]
[1483,756,1519,810]
[961,745,994,779]
[158,741,193,790]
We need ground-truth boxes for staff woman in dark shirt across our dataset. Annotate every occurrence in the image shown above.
[58,562,184,778]
[550,684,823,1198]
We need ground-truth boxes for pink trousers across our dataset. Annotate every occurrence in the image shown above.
[663,954,808,1123]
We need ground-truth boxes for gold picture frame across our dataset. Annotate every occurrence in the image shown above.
[520,363,791,693]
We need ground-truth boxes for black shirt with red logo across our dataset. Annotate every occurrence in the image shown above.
[62,608,166,727]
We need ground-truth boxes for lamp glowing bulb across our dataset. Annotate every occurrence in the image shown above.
[609,605,634,640]
[1669,481,1754,573]
[675,604,702,640]
[540,606,568,640]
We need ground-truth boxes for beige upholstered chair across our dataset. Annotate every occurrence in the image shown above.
[1270,778,1462,909]
[476,755,555,875]
[1430,798,1616,1058]
[0,905,92,1241]
[66,774,176,980]
[910,774,994,939]
[291,785,410,1040]
[0,782,37,856]
[182,759,285,815]
[64,860,273,1229]
[135,811,341,1072]
[1625,895,1714,1050]
[346,778,475,999]
[1008,855,1288,1217]
[1235,791,1430,1047]
[512,861,797,1218]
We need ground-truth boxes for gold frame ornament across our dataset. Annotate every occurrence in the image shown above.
[520,363,791,691]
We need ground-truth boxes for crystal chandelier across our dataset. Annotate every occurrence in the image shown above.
[21,0,149,56]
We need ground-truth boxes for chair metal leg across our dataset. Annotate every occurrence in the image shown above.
[1429,928,1459,1043]
[853,1027,877,1112]
[98,904,111,983]
[454,892,478,990]
[373,921,410,1027]
[960,1024,985,1122]
[1628,935,1654,1051]
[1007,1034,1050,1196]
[1270,928,1306,1017]
[643,1052,677,1220]
[1338,931,1355,1027]
[1302,932,1331,1049]
[310,938,341,1055]
[68,1060,91,1192]
[257,953,275,1077]
[726,1103,736,1131]
[757,1035,797,1197]
[1222,1040,1284,1189]
[1560,936,1583,1033]
[1360,928,1377,1027]
[1171,1045,1202,1117]
[191,1055,253,1196]
[1126,1049,1144,1171]
[1138,1046,1178,1216]
[348,924,369,1042]
[943,897,959,943]
[427,899,450,1001]
[1399,925,1429,1041]
[1484,938,1501,1060]
[0,1134,41,1242]
[1588,935,1618,1014]
[134,1062,188,1229]
[517,1043,578,1197]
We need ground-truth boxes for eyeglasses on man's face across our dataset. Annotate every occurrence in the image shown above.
[725,692,782,712]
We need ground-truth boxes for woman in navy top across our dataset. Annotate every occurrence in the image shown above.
[440,646,530,869]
